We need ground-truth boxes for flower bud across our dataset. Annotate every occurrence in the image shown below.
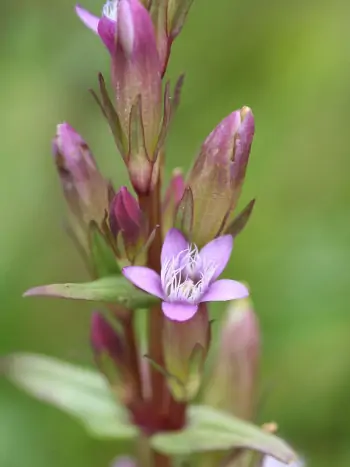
[204,297,260,420]
[100,0,162,156]
[162,168,185,233]
[187,107,254,247]
[109,186,146,262]
[109,186,142,238]
[52,123,109,229]
[162,304,210,401]
[91,311,125,363]
[91,311,135,404]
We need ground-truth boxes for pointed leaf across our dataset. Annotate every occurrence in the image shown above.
[225,199,256,237]
[24,275,159,309]
[151,405,296,463]
[2,353,138,439]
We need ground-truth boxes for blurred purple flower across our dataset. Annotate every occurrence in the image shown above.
[110,456,137,467]
[123,228,248,321]
[263,457,303,467]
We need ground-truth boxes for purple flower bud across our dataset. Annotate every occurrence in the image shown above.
[187,107,255,246]
[76,0,161,156]
[91,312,125,361]
[204,297,260,420]
[162,303,211,401]
[109,186,146,262]
[110,0,162,156]
[109,187,142,238]
[52,123,109,228]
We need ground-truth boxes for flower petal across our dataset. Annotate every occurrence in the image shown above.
[75,5,100,33]
[201,279,249,302]
[199,234,233,280]
[162,302,198,322]
[98,15,117,54]
[122,266,164,299]
[161,228,189,266]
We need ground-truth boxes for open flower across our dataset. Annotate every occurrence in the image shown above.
[75,0,118,53]
[122,228,248,321]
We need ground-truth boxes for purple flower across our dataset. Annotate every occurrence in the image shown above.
[263,457,303,467]
[76,0,162,158]
[75,1,117,53]
[122,228,248,321]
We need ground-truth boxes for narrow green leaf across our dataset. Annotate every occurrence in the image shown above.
[2,353,138,439]
[151,405,296,463]
[24,275,158,309]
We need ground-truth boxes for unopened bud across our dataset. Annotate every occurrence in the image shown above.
[106,0,162,156]
[109,186,146,262]
[52,123,109,228]
[187,107,255,246]
[91,312,125,362]
[91,311,136,404]
[204,297,260,420]
[163,303,210,401]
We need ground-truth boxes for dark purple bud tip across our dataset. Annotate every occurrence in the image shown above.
[90,312,124,359]
[109,186,142,239]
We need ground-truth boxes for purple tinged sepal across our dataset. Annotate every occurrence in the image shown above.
[167,0,194,40]
[204,296,260,420]
[151,0,193,75]
[162,168,185,233]
[162,303,210,401]
[187,107,255,247]
[52,123,109,229]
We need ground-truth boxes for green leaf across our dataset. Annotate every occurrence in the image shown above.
[24,275,159,309]
[2,353,138,439]
[151,405,296,463]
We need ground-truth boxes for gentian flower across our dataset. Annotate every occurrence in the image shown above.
[75,0,118,53]
[122,228,248,321]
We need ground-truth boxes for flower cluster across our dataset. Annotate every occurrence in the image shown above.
[8,0,303,466]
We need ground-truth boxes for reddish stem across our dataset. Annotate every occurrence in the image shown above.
[139,179,166,412]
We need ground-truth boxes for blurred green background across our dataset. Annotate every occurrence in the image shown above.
[1,0,350,465]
